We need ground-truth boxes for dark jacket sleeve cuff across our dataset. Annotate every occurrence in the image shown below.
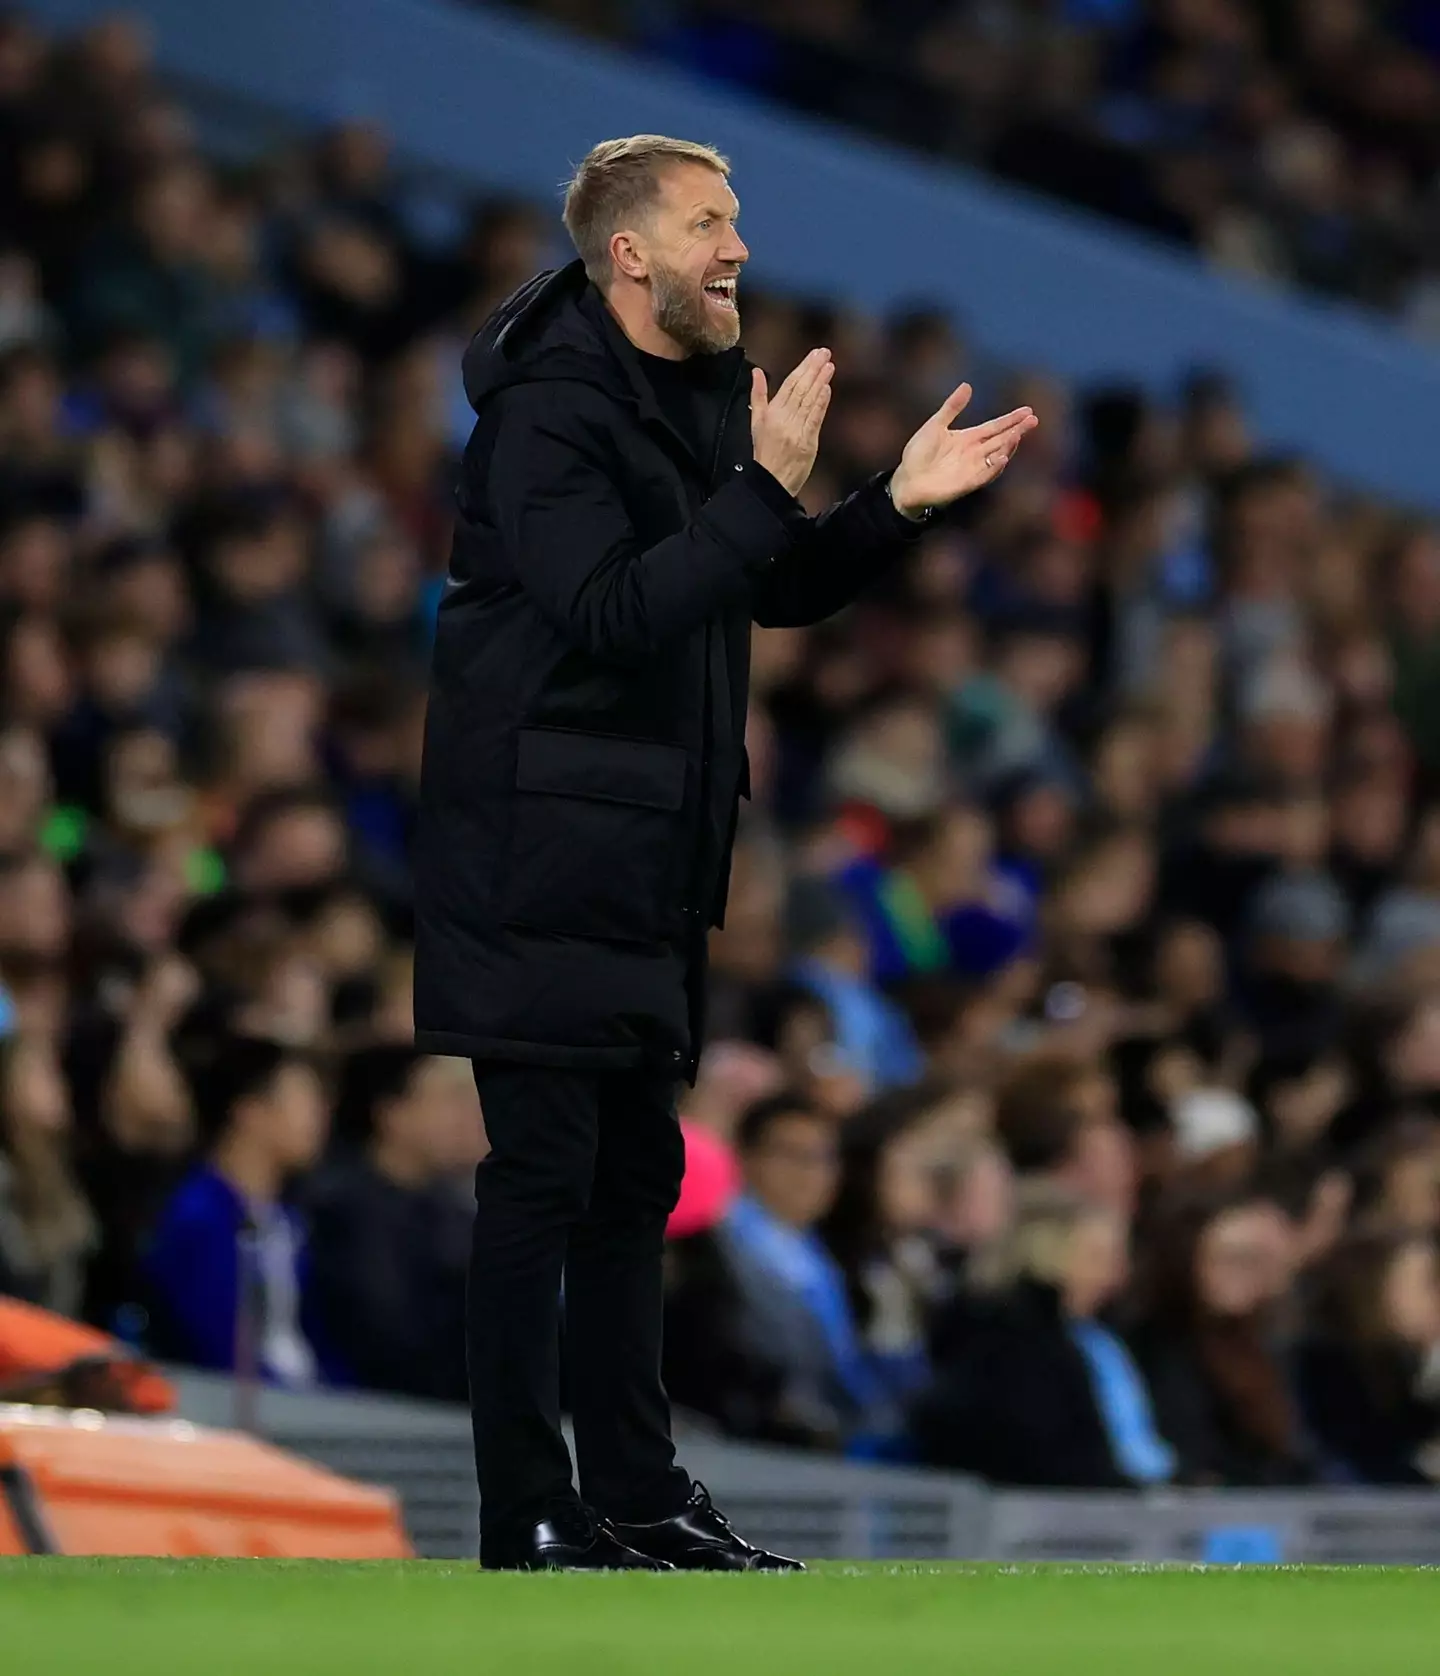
[876,472,929,540]
[742,461,809,530]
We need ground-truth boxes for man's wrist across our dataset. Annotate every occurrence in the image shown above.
[886,473,932,523]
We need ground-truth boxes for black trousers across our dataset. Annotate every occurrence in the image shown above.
[468,1061,691,1563]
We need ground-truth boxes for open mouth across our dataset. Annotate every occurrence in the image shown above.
[703,275,738,312]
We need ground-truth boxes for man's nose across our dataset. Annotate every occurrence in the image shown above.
[722,228,749,265]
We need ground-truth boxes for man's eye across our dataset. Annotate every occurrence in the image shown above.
[697,220,711,231]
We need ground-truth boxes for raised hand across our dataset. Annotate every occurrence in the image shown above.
[889,384,1038,519]
[750,348,834,498]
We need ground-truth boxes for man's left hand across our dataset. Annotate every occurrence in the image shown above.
[889,384,1038,519]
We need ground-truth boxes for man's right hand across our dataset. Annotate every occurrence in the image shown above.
[750,348,833,498]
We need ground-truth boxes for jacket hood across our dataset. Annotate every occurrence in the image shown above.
[461,259,628,415]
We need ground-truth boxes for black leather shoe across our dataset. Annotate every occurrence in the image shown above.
[498,1506,675,1571]
[611,1482,805,1571]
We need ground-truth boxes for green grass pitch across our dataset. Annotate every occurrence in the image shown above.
[2,1559,1438,1675]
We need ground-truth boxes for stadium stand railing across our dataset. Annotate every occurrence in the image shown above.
[172,1373,1440,1566]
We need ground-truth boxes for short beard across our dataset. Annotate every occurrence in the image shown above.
[651,259,739,355]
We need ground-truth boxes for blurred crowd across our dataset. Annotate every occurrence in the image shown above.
[520,0,1440,327]
[6,10,1440,1489]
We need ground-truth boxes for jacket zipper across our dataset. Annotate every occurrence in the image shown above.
[644,358,747,1077]
[710,359,748,491]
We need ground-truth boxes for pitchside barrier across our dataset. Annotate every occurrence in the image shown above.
[172,1372,1440,1565]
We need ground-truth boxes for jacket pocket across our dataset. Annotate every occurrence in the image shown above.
[499,727,688,944]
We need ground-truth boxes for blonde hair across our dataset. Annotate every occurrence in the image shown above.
[563,135,730,285]
[979,1181,1111,1291]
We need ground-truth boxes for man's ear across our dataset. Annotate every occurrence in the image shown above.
[610,229,647,283]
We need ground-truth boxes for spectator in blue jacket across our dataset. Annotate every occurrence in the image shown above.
[142,1034,332,1386]
[710,1093,878,1447]
[786,874,923,1093]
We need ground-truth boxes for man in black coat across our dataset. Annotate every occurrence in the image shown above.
[911,1278,1133,1488]
[414,133,1036,1571]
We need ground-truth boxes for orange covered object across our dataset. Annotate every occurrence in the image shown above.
[0,1405,412,1558]
[0,1297,175,1413]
